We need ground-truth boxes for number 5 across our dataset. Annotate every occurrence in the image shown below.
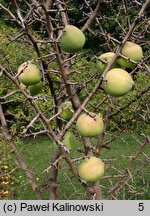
[138,203,144,211]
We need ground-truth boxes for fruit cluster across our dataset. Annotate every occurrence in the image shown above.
[96,41,143,97]
[17,24,143,183]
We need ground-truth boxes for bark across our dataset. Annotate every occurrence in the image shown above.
[48,150,59,199]
[81,1,100,32]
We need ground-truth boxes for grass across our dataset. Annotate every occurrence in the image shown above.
[1,132,150,200]
[100,133,150,199]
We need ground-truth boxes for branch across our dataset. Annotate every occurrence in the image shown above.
[110,86,150,118]
[0,104,42,200]
[108,137,149,199]
[45,0,54,9]
[81,1,100,32]
[97,97,115,153]
[38,3,53,36]
[0,3,20,26]
[55,0,69,25]
[13,0,26,29]
[53,41,81,110]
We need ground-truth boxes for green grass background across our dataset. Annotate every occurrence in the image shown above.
[1,132,149,200]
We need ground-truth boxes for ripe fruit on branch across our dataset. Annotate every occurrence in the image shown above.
[60,25,85,52]
[103,68,134,97]
[78,156,105,182]
[96,52,119,74]
[117,41,143,68]
[28,82,43,96]
[76,112,104,137]
[59,101,74,121]
[18,61,41,86]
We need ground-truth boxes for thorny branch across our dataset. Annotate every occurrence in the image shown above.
[0,0,149,200]
[108,135,150,199]
[0,104,42,199]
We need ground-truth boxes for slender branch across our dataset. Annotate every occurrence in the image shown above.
[122,0,131,28]
[1,0,149,201]
[38,3,53,36]
[0,104,42,200]
[0,3,21,26]
[56,0,69,26]
[45,0,54,9]
[97,97,115,154]
[53,41,81,110]
[110,86,150,118]
[108,137,149,199]
[13,0,26,29]
[81,1,100,32]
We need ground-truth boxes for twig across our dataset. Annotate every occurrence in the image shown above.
[81,1,100,32]
[108,138,149,199]
[0,104,42,200]
[43,155,64,173]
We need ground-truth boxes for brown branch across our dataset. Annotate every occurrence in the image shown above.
[22,23,60,129]
[1,0,149,200]
[0,104,42,200]
[38,3,53,36]
[53,42,81,110]
[45,0,54,9]
[97,97,115,154]
[13,0,26,29]
[110,86,150,118]
[0,3,21,26]
[122,0,131,28]
[52,37,104,199]
[56,0,69,25]
[81,1,100,32]
[47,150,60,199]
[108,137,149,199]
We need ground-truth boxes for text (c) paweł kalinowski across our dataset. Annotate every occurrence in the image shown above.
[20,202,103,212]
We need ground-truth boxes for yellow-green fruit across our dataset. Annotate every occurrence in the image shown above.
[18,62,41,86]
[28,82,43,96]
[103,68,134,97]
[96,52,119,75]
[117,41,143,68]
[78,156,105,182]
[60,25,85,52]
[76,112,104,137]
[59,101,74,121]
